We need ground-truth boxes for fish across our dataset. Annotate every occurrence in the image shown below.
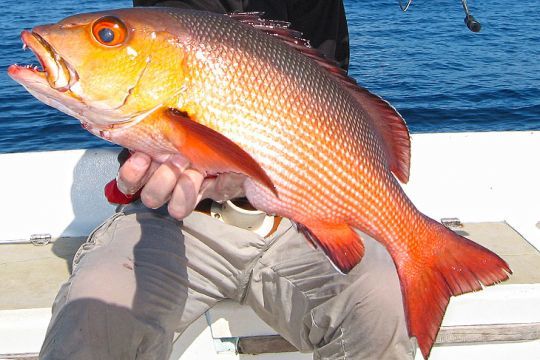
[8,8,511,358]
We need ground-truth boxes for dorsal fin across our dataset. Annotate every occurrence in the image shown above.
[348,89,410,183]
[229,12,411,183]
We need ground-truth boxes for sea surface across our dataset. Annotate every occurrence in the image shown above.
[0,0,538,153]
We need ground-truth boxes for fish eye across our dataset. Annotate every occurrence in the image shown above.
[92,16,127,46]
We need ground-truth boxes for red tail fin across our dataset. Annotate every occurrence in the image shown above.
[396,218,511,358]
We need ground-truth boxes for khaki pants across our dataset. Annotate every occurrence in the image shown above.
[40,202,414,359]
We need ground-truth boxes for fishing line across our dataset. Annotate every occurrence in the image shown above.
[398,0,413,12]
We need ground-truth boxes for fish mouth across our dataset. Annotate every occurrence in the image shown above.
[8,30,79,92]
[8,29,151,133]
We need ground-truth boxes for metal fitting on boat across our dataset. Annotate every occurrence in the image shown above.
[29,233,52,246]
[441,218,463,229]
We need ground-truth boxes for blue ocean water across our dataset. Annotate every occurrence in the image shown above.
[0,0,538,153]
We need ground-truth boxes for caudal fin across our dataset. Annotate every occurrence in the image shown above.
[397,218,511,358]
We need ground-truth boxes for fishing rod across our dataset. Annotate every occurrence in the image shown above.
[460,0,482,32]
[398,0,482,32]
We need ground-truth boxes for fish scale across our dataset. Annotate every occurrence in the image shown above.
[8,8,511,358]
[178,13,394,224]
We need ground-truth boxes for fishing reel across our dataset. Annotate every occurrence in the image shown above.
[460,0,481,32]
[398,0,482,33]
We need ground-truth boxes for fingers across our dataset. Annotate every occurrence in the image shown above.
[117,152,155,195]
[167,169,205,220]
[118,152,246,220]
[139,155,190,210]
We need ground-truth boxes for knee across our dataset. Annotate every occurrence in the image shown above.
[310,286,412,360]
[309,257,412,359]
[67,258,137,307]
[344,254,406,333]
[309,266,406,342]
[353,259,403,312]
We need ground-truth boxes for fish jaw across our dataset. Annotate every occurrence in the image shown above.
[8,29,139,133]
[15,29,79,92]
[8,62,86,124]
[8,29,82,119]
[8,60,131,136]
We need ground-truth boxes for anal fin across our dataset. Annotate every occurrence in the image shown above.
[297,222,365,273]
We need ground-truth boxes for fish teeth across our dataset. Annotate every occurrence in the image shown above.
[21,64,41,71]
[22,43,27,50]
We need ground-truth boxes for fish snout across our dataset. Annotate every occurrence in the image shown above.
[19,28,79,92]
[31,24,53,38]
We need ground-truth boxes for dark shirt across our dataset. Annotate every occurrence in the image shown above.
[133,0,350,70]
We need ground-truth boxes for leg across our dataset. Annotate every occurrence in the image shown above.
[244,220,415,360]
[40,203,269,360]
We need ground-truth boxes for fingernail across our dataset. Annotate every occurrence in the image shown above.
[140,191,161,210]
[130,153,150,169]
[169,155,190,172]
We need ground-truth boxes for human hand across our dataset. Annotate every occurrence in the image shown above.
[116,151,246,219]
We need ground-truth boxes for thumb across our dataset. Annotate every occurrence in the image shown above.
[197,173,246,203]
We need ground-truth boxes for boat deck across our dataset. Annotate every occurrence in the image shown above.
[1,221,539,359]
[1,222,539,310]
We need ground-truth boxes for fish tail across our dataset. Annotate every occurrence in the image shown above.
[396,217,511,358]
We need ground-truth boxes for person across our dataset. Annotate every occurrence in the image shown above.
[39,1,415,359]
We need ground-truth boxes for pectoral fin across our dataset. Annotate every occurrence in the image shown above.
[163,108,277,197]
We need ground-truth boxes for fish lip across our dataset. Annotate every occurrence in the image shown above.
[13,30,79,92]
